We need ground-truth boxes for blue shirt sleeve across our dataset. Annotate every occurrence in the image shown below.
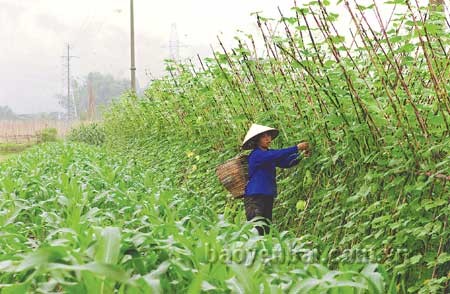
[252,145,299,168]
[276,152,301,168]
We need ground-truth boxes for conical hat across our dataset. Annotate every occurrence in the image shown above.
[241,123,279,150]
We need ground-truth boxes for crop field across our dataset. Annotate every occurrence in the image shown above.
[0,143,389,293]
[1,1,449,293]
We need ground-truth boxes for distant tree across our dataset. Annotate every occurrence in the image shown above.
[71,72,132,120]
[0,106,17,120]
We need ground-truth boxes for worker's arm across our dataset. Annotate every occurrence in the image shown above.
[276,152,301,168]
[252,146,299,167]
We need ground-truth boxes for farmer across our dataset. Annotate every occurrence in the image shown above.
[242,123,310,236]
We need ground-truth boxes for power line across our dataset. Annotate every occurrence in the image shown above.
[163,23,189,60]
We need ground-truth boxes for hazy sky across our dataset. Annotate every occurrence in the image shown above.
[0,0,440,114]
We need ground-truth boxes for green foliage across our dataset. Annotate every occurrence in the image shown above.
[0,142,34,153]
[0,152,19,163]
[67,123,106,146]
[0,143,34,163]
[36,127,57,143]
[0,143,389,292]
[100,2,450,292]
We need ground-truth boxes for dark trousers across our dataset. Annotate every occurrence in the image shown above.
[244,195,274,236]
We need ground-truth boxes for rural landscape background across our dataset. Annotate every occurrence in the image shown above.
[0,0,449,293]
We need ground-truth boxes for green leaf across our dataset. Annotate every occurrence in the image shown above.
[16,247,67,272]
[47,262,129,282]
[95,227,121,265]
[423,199,447,211]
[296,200,307,211]
[436,253,450,265]
[409,254,422,265]
[1,282,31,294]
[360,264,384,294]
[142,261,171,293]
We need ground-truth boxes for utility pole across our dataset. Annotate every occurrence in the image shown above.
[87,75,96,121]
[61,44,78,121]
[130,0,136,92]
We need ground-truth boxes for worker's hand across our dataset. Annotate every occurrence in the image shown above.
[303,149,312,157]
[297,142,309,151]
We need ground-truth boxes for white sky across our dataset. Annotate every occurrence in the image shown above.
[0,0,443,114]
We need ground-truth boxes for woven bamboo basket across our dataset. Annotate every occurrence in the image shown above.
[216,154,249,198]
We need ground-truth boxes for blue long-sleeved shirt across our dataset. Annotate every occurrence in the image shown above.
[244,145,300,198]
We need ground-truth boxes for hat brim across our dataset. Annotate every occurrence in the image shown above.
[242,129,279,150]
